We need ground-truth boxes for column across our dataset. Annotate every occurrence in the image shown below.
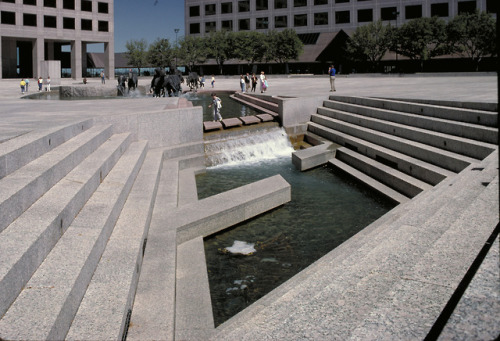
[32,38,45,78]
[104,41,115,79]
[71,39,82,79]
[0,36,2,79]
[82,43,87,77]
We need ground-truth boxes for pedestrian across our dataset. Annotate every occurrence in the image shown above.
[244,73,251,92]
[260,71,267,93]
[208,92,223,122]
[24,78,30,92]
[200,75,205,88]
[38,76,43,91]
[240,75,246,92]
[251,73,257,92]
[45,76,51,91]
[328,65,336,92]
[211,75,215,88]
[20,79,26,94]
[100,70,105,84]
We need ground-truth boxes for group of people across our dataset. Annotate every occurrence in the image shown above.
[238,72,268,93]
[20,76,50,93]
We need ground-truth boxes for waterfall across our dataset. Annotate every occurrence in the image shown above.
[205,127,294,167]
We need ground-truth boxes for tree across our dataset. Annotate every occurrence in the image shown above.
[205,30,235,74]
[446,10,497,71]
[125,39,149,74]
[266,29,303,73]
[232,31,267,67]
[178,36,207,72]
[147,38,173,69]
[347,21,392,72]
[392,17,448,72]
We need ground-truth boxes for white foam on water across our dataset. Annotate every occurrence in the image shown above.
[225,240,256,255]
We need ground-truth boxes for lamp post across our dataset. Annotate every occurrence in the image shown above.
[174,28,180,72]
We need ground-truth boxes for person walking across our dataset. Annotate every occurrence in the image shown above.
[24,78,30,92]
[38,76,43,91]
[259,71,267,93]
[244,73,251,92]
[211,75,215,88]
[45,76,51,91]
[251,73,257,92]
[20,79,26,94]
[208,92,223,122]
[100,70,105,84]
[328,65,336,92]
[240,75,246,92]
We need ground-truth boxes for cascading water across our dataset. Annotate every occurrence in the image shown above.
[205,127,294,167]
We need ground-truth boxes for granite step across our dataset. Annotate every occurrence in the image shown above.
[212,152,497,340]
[335,147,433,198]
[66,148,164,341]
[316,106,496,159]
[307,121,454,185]
[0,124,113,233]
[0,119,93,179]
[329,95,498,127]
[309,115,478,172]
[0,140,148,341]
[232,93,279,114]
[229,95,279,119]
[0,132,132,318]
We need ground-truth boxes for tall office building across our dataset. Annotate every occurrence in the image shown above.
[185,0,496,71]
[0,0,114,79]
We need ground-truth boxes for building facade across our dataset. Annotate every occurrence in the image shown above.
[185,0,496,73]
[0,0,114,79]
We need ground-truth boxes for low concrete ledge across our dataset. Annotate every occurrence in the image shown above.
[292,142,339,171]
[175,174,291,244]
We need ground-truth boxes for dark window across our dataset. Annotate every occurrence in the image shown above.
[458,1,476,14]
[189,6,200,17]
[238,0,250,12]
[314,12,328,25]
[335,0,349,3]
[256,17,269,29]
[190,22,200,34]
[294,0,307,7]
[205,21,216,33]
[23,13,37,26]
[486,0,497,13]
[1,11,15,25]
[221,2,232,14]
[44,0,56,7]
[275,0,287,8]
[98,2,108,13]
[294,13,307,26]
[0,0,15,3]
[205,4,216,15]
[430,3,448,17]
[335,10,350,23]
[63,0,75,9]
[221,20,233,30]
[44,15,56,28]
[81,0,92,12]
[256,0,268,10]
[63,17,75,29]
[297,33,320,44]
[98,20,108,31]
[314,0,328,4]
[405,5,422,19]
[381,7,398,21]
[23,0,37,5]
[274,15,287,28]
[358,0,371,1]
[358,9,372,22]
[81,18,92,30]
[239,18,250,30]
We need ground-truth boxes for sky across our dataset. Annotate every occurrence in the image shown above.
[113,0,185,53]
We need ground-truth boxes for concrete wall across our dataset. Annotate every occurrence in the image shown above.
[40,61,61,85]
[280,95,327,131]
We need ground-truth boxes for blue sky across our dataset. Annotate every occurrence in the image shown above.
[114,0,185,53]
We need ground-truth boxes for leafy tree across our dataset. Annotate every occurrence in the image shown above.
[232,31,267,67]
[392,17,448,72]
[125,39,149,74]
[205,30,235,74]
[446,10,497,71]
[266,29,303,73]
[147,38,173,69]
[347,20,392,72]
[178,36,207,72]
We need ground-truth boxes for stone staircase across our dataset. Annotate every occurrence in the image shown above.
[306,96,498,204]
[0,119,185,340]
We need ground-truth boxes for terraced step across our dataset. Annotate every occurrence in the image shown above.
[0,132,132,318]
[309,115,478,172]
[0,124,113,233]
[0,119,93,179]
[316,106,496,159]
[0,141,148,341]
[335,147,433,197]
[231,93,279,116]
